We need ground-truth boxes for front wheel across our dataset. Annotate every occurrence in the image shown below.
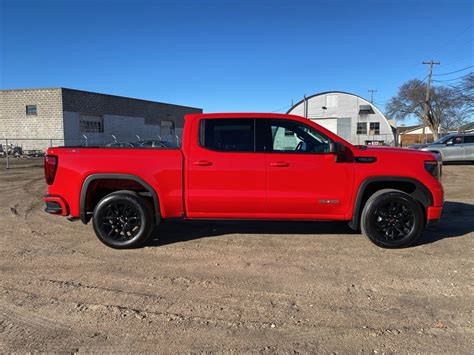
[92,191,154,249]
[361,189,424,248]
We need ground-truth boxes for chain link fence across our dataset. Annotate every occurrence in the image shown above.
[1,138,65,169]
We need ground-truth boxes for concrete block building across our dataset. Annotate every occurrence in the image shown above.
[0,88,202,150]
[287,91,396,146]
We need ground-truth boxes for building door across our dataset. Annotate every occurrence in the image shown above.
[259,118,353,218]
[337,117,351,141]
[186,118,266,218]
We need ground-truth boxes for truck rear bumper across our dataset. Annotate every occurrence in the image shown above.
[43,195,69,216]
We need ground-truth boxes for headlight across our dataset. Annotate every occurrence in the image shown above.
[424,160,441,179]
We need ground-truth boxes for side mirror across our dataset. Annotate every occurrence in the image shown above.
[329,142,345,154]
[446,141,454,146]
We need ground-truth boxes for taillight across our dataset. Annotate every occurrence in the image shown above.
[424,160,440,179]
[44,155,58,185]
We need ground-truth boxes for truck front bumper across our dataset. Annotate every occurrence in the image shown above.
[43,195,69,216]
[427,205,443,225]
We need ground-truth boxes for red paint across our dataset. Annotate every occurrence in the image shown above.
[44,113,444,224]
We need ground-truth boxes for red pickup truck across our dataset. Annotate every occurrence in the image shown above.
[43,113,443,249]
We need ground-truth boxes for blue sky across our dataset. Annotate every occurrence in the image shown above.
[1,0,472,121]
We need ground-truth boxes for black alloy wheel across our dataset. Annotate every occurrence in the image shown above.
[92,191,154,248]
[373,200,415,241]
[361,189,424,248]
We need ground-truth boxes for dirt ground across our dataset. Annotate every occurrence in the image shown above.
[0,160,473,353]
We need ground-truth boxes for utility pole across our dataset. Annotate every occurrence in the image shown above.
[421,60,440,143]
[368,89,377,104]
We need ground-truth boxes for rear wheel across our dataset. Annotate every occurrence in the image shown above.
[92,191,154,249]
[361,189,424,248]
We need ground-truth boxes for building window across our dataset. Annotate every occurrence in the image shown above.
[26,105,37,115]
[80,115,104,133]
[357,122,367,135]
[369,122,380,135]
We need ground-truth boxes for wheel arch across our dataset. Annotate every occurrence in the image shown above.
[80,174,161,225]
[348,176,433,230]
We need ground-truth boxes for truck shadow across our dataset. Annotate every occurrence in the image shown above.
[148,220,357,247]
[147,201,474,248]
[415,200,474,246]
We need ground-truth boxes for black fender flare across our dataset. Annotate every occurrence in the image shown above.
[348,176,433,230]
[80,174,161,225]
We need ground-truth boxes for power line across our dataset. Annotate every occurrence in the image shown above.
[433,65,474,76]
[433,74,469,82]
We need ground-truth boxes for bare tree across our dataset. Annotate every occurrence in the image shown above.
[386,77,471,140]
[454,72,473,115]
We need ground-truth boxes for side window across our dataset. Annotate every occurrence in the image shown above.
[454,136,463,144]
[447,136,463,144]
[199,119,254,152]
[268,119,331,154]
[464,136,474,144]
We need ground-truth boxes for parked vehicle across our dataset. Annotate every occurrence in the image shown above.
[106,142,135,148]
[133,140,168,148]
[418,133,474,163]
[43,113,444,249]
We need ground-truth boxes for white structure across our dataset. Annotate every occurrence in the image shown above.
[287,91,396,146]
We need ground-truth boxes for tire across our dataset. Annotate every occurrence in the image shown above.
[361,189,424,248]
[92,190,155,249]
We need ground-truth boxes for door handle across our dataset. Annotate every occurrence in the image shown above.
[270,161,290,167]
[193,160,213,166]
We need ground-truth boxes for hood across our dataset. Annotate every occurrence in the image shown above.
[358,146,439,159]
[409,143,430,149]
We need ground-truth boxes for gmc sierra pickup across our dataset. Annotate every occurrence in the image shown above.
[43,113,444,249]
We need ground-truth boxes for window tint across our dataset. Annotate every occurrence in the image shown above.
[200,119,254,152]
[464,135,474,144]
[259,119,331,154]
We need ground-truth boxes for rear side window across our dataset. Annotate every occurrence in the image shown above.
[464,135,474,144]
[199,119,255,152]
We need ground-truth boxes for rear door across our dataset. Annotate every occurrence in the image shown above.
[186,118,266,218]
[258,118,353,218]
[463,135,474,161]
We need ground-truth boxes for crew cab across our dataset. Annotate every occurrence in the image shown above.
[43,113,444,249]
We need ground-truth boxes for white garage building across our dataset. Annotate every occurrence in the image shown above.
[287,91,396,146]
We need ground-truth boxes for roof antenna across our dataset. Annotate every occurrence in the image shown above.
[111,134,117,143]
[136,135,141,141]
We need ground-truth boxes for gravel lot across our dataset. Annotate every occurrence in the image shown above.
[0,161,473,352]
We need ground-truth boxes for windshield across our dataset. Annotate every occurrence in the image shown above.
[432,135,452,144]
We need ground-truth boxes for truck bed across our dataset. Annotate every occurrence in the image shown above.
[46,147,184,219]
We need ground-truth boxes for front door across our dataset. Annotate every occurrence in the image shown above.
[186,118,266,218]
[443,135,465,161]
[259,119,354,219]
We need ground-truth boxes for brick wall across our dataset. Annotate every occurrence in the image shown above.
[0,88,64,150]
